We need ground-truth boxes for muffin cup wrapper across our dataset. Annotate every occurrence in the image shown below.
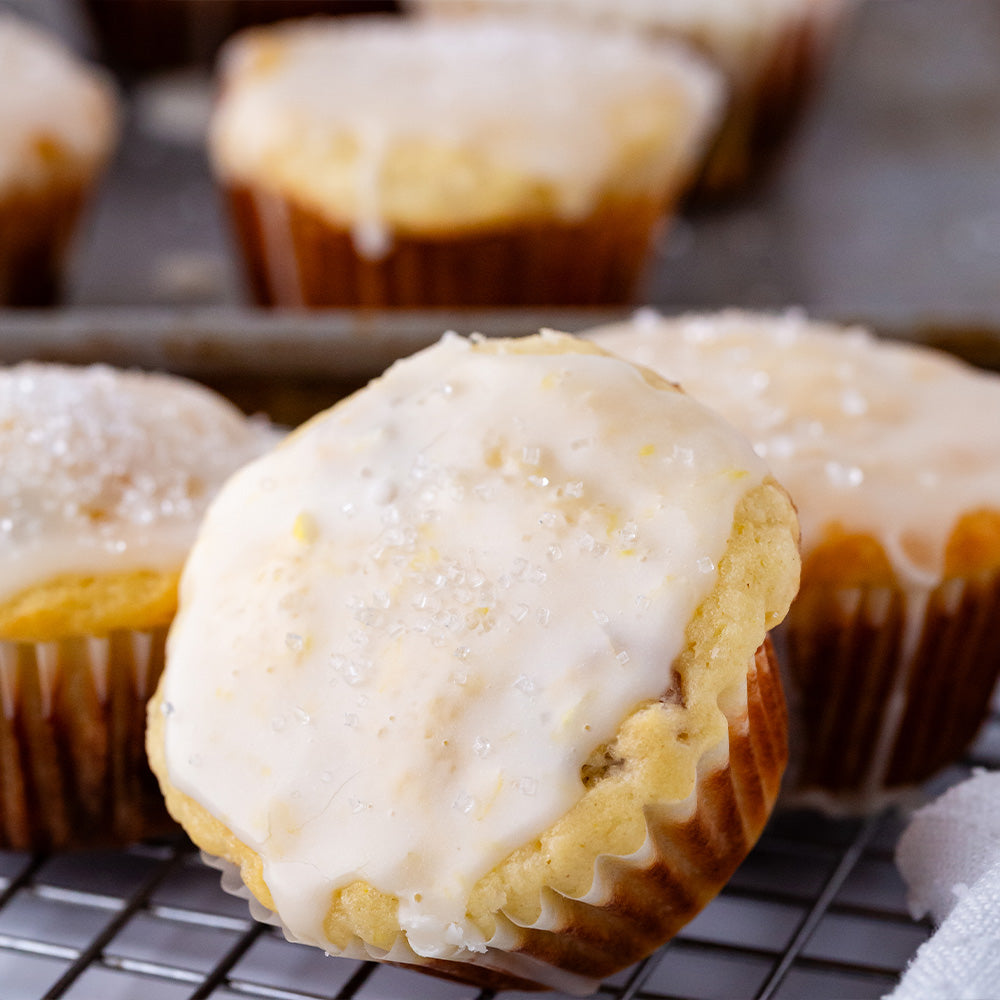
[0,627,172,850]
[780,570,1000,814]
[204,640,787,992]
[0,180,90,306]
[683,0,851,200]
[222,182,681,309]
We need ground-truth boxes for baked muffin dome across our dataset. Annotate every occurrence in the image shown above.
[0,363,280,849]
[149,331,799,989]
[587,309,1000,810]
[1,364,279,640]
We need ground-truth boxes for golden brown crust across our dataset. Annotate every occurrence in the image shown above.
[945,509,1000,577]
[801,509,1000,592]
[801,525,896,589]
[0,570,179,643]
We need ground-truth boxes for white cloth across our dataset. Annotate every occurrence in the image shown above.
[889,770,1000,999]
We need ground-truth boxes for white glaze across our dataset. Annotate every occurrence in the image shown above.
[162,332,768,961]
[416,0,846,76]
[0,364,280,605]
[0,15,118,191]
[588,310,1000,589]
[210,17,722,253]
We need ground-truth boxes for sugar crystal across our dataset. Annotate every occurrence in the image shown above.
[825,460,864,488]
[516,777,538,796]
[514,674,535,694]
[453,792,476,815]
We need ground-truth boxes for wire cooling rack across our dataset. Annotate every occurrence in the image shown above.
[3,709,999,1000]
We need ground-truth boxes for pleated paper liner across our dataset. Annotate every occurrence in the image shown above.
[0,180,90,306]
[205,639,787,994]
[223,182,670,308]
[683,0,850,203]
[780,568,1000,815]
[0,627,173,850]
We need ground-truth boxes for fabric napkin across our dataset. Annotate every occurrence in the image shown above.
[888,769,1000,999]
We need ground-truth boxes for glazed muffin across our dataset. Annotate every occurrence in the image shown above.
[414,0,849,201]
[0,15,118,306]
[148,331,800,990]
[209,17,722,307]
[587,310,1000,813]
[0,364,280,850]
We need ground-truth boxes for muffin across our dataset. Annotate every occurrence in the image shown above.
[587,309,1000,813]
[0,363,280,850]
[413,0,850,201]
[209,17,723,307]
[0,15,118,306]
[147,331,800,990]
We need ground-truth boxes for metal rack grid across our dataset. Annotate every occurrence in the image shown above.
[2,707,998,1000]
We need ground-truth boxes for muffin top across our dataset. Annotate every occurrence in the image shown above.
[154,331,798,970]
[587,309,1000,588]
[0,15,118,191]
[415,0,843,69]
[0,364,279,637]
[210,17,721,254]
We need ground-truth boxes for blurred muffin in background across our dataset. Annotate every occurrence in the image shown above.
[587,310,1000,814]
[82,0,400,78]
[209,16,723,307]
[0,14,118,306]
[413,0,850,202]
[0,363,280,850]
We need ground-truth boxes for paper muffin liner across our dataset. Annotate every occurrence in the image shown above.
[204,640,786,993]
[0,180,90,306]
[0,626,173,850]
[779,569,1000,815]
[222,182,672,308]
[683,0,849,201]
